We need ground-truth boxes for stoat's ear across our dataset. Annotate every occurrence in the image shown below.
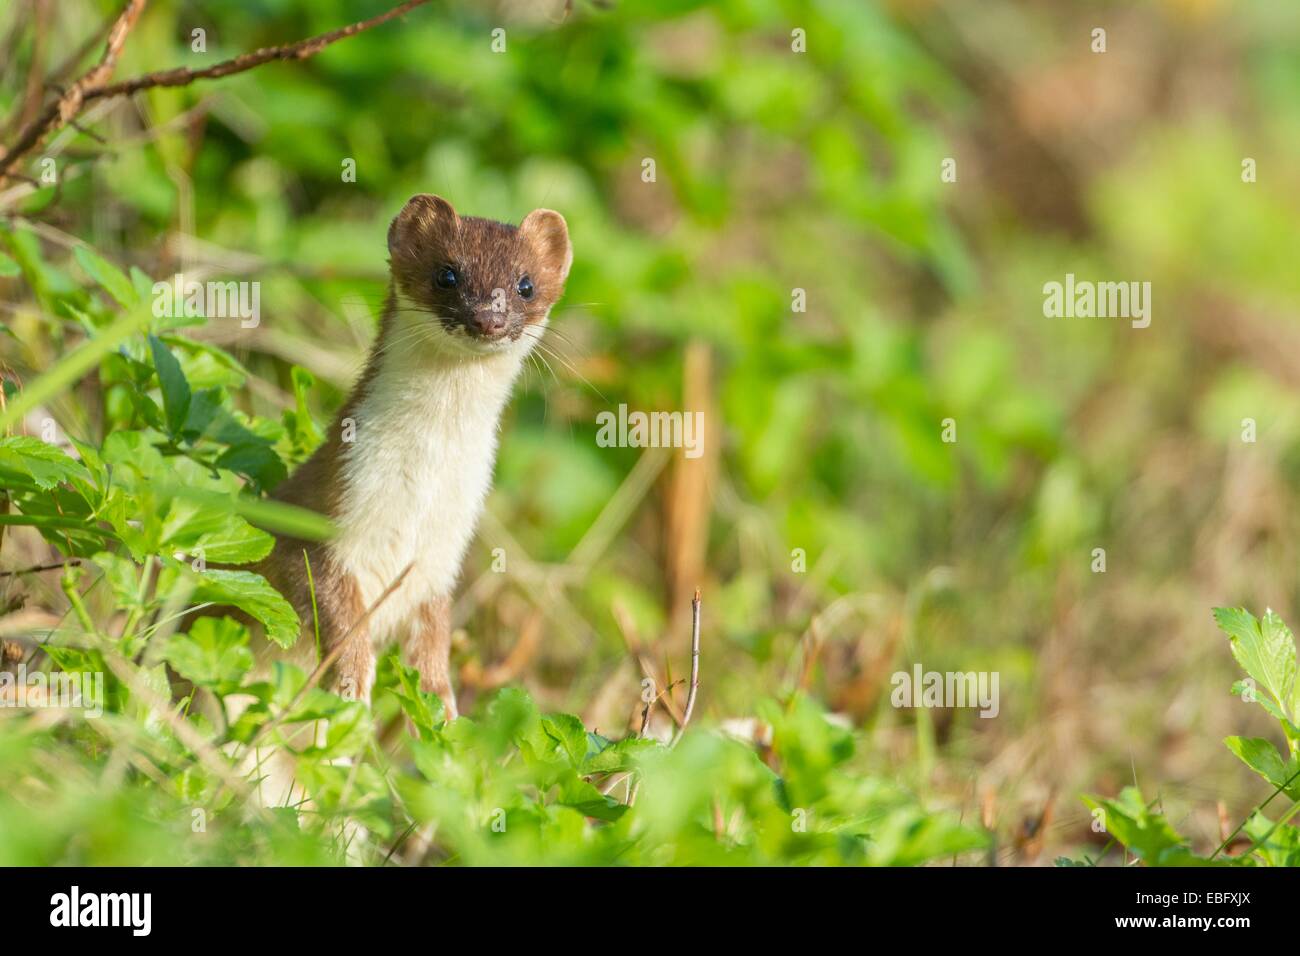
[520,208,572,284]
[388,194,458,256]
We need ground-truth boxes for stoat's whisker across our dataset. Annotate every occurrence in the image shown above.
[522,330,607,402]
[371,322,438,357]
[535,325,584,355]
[370,325,447,364]
[529,345,559,387]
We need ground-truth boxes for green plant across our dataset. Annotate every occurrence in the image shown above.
[1066,608,1300,867]
[0,234,982,866]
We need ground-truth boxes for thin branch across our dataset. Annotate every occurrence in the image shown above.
[629,589,701,807]
[638,678,684,738]
[67,118,107,144]
[669,589,701,747]
[611,598,684,724]
[0,559,82,577]
[0,0,433,183]
[94,0,432,101]
[0,0,147,180]
[47,14,116,89]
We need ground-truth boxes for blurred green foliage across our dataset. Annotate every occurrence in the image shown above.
[2,0,1300,864]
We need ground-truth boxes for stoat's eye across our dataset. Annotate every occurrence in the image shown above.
[516,275,534,300]
[435,266,459,289]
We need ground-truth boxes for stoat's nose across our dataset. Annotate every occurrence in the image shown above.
[471,306,510,339]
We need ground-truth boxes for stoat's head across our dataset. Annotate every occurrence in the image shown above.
[386,193,571,357]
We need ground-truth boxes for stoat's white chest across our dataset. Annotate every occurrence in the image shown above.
[329,347,523,645]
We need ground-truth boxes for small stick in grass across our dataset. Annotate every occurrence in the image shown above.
[628,589,701,806]
[0,559,81,577]
[669,588,701,747]
[637,678,683,738]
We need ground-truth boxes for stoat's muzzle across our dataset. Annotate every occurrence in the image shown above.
[467,305,511,340]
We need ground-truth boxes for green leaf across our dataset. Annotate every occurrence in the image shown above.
[296,699,372,759]
[190,569,299,649]
[164,616,254,694]
[281,366,324,458]
[863,806,990,866]
[74,245,137,307]
[161,495,275,564]
[148,334,192,437]
[389,657,446,740]
[1214,607,1298,726]
[553,775,628,822]
[88,551,146,611]
[541,713,590,767]
[129,266,155,304]
[180,387,222,438]
[160,334,249,390]
[582,735,659,774]
[1243,811,1300,867]
[1224,736,1300,798]
[167,485,335,543]
[215,441,286,490]
[1082,787,1218,867]
[0,436,88,490]
[1230,678,1290,724]
[43,645,107,677]
[0,304,154,432]
[0,223,73,309]
[0,251,19,277]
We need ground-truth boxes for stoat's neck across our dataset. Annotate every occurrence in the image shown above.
[365,333,523,412]
[327,312,527,613]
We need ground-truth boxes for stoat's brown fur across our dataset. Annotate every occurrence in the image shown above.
[251,194,571,729]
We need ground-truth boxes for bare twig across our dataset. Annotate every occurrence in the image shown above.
[0,0,433,183]
[612,598,684,725]
[95,0,432,100]
[0,0,147,181]
[66,118,107,144]
[47,14,115,89]
[0,559,81,577]
[637,677,684,738]
[628,589,701,807]
[669,589,702,747]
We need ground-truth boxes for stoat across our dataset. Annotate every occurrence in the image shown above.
[254,193,571,720]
